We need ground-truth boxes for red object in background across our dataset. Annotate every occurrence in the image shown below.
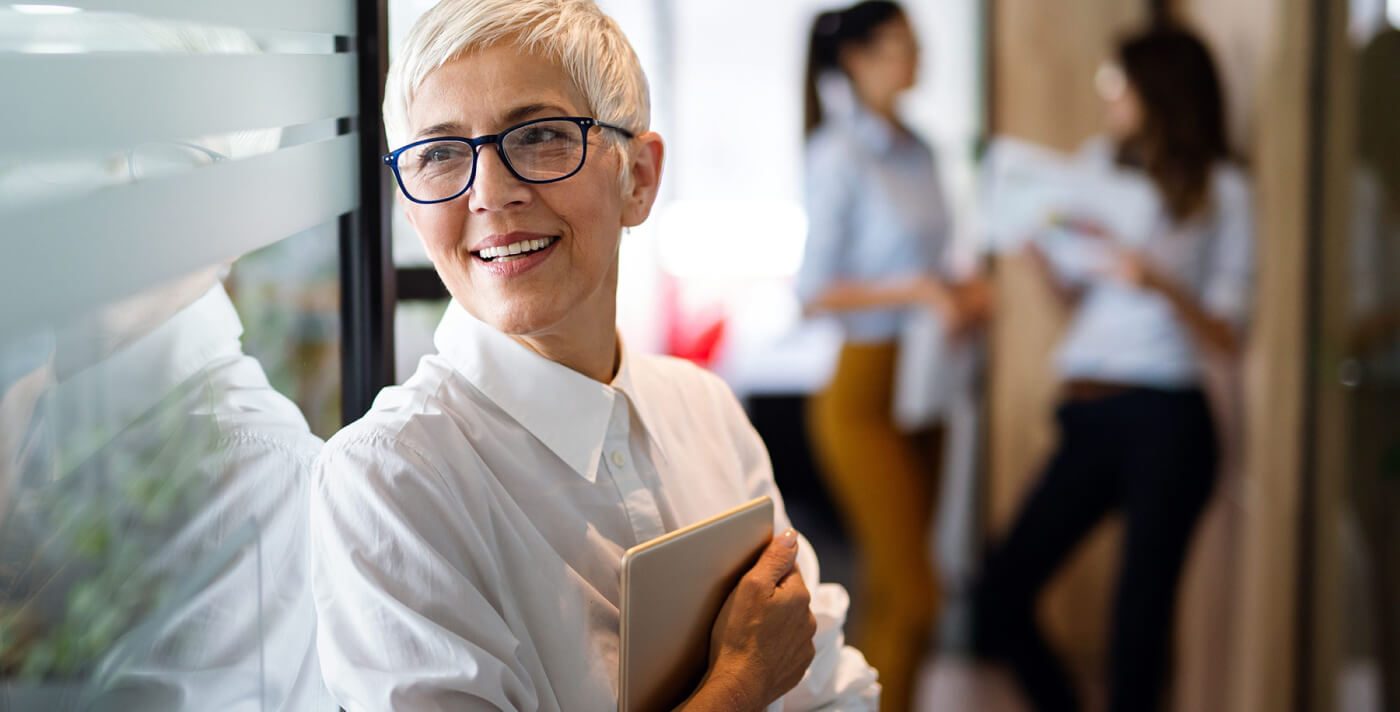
[659,274,728,368]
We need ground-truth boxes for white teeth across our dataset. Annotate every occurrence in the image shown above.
[478,236,554,261]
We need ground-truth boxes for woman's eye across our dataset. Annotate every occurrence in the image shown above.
[415,145,466,166]
[519,127,564,145]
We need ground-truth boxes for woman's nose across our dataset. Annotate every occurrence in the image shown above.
[468,144,531,213]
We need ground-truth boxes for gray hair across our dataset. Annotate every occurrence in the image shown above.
[383,0,651,158]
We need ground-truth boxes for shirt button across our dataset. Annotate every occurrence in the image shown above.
[610,451,626,468]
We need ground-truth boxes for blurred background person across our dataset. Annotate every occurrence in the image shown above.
[972,26,1253,712]
[797,2,987,709]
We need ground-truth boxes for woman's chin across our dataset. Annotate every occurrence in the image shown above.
[474,300,564,337]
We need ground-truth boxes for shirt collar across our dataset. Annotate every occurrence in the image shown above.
[606,333,667,455]
[435,301,655,483]
[848,101,901,155]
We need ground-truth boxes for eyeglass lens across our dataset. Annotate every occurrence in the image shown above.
[395,119,588,202]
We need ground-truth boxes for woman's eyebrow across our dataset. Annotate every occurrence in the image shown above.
[501,102,570,125]
[414,121,464,139]
[411,103,569,141]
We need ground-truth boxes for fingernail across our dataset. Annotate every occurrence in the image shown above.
[781,529,798,547]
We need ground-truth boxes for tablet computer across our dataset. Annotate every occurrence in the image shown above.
[618,496,774,712]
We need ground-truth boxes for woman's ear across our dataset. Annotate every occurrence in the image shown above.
[621,132,665,228]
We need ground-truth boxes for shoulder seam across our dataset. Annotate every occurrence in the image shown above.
[321,430,461,499]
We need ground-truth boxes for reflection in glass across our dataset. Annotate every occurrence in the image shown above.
[0,274,332,709]
[1338,15,1400,712]
[228,224,343,439]
[0,9,337,710]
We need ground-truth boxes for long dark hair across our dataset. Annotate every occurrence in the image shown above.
[1115,27,1229,221]
[803,1,905,136]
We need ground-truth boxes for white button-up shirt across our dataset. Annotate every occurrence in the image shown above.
[1054,138,1255,387]
[311,301,879,711]
[797,103,953,344]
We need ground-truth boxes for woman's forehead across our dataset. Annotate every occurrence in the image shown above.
[407,45,589,138]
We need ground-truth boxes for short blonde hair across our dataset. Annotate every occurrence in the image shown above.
[383,0,650,153]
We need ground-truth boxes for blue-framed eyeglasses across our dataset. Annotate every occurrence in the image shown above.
[382,116,635,205]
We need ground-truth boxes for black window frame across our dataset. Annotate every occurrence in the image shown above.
[338,0,396,424]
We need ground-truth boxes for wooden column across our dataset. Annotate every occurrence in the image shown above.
[1163,3,1284,710]
[986,0,1148,693]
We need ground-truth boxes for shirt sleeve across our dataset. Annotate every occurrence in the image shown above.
[70,431,333,711]
[705,373,882,711]
[795,133,859,307]
[1201,169,1256,332]
[924,147,960,280]
[147,432,331,711]
[310,434,540,712]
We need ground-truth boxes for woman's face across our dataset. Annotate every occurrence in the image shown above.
[1097,61,1144,141]
[842,15,920,106]
[401,44,663,338]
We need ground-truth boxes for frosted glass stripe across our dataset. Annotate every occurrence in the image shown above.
[52,0,355,36]
[0,134,360,335]
[0,54,357,159]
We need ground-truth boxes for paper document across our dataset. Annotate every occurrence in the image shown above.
[978,137,1162,281]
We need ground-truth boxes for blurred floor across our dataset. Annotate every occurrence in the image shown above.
[915,657,1028,712]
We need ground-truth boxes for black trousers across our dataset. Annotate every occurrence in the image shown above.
[974,387,1218,712]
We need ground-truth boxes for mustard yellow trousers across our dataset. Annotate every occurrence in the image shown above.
[807,342,941,712]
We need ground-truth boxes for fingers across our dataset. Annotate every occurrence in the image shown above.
[1054,215,1111,239]
[774,560,808,594]
[775,566,812,612]
[751,529,799,589]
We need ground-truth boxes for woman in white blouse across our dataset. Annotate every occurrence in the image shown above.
[973,27,1254,712]
[308,0,879,710]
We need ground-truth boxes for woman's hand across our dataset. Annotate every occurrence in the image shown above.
[1098,243,1161,290]
[1097,243,1241,356]
[677,529,817,712]
[804,275,975,328]
[912,276,967,329]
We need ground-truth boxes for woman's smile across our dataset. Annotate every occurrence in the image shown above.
[469,231,561,276]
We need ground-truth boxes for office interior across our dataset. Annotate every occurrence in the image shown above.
[0,0,1396,709]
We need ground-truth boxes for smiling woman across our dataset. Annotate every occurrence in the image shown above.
[308,1,880,710]
[390,42,662,380]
